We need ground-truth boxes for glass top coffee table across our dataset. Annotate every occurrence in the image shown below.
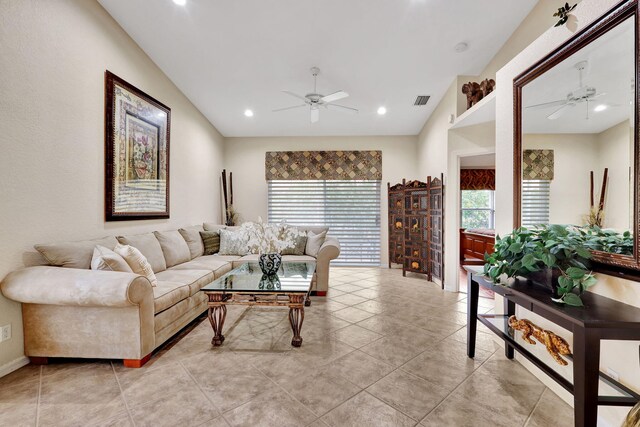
[200,261,316,347]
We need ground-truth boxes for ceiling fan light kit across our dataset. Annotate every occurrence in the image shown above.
[274,67,359,123]
[526,60,609,120]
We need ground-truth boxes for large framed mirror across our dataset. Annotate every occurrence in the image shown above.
[514,0,640,275]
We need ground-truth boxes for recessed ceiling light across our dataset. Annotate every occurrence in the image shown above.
[454,42,469,53]
[377,106,387,115]
[594,104,608,112]
[173,0,186,5]
[244,109,254,117]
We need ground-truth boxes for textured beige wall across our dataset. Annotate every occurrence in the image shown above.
[0,0,225,369]
[496,0,635,423]
[523,133,599,225]
[224,136,419,265]
[416,1,558,291]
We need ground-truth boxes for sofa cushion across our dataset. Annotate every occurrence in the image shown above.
[297,225,329,235]
[117,233,167,273]
[35,236,119,269]
[282,255,316,263]
[179,226,205,259]
[153,281,191,314]
[209,255,242,263]
[305,231,327,257]
[154,269,213,296]
[219,229,249,256]
[232,254,260,268]
[154,230,191,268]
[90,245,133,272]
[154,295,203,333]
[203,223,226,232]
[170,255,233,279]
[200,231,220,255]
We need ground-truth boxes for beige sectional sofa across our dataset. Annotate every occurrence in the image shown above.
[0,224,340,367]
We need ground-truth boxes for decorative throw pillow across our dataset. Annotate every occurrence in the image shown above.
[200,231,221,255]
[91,245,133,272]
[153,230,191,268]
[179,226,205,259]
[113,244,158,286]
[116,233,167,273]
[281,229,308,255]
[305,231,327,257]
[35,236,119,269]
[218,229,249,256]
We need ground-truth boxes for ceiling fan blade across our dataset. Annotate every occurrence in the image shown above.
[526,99,567,110]
[310,108,319,123]
[326,104,358,114]
[321,91,349,103]
[272,104,306,113]
[282,90,308,102]
[548,103,574,120]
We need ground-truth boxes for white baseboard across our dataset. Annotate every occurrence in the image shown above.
[0,356,30,378]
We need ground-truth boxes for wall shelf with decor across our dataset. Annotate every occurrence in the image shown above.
[450,91,496,130]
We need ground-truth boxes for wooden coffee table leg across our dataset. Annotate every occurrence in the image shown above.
[208,293,227,346]
[289,294,305,347]
[305,289,312,307]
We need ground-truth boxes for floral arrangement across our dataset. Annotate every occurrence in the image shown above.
[240,217,307,254]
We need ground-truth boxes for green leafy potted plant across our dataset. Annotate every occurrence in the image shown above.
[483,224,597,306]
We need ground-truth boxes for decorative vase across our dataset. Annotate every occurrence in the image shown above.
[259,253,282,276]
[527,267,563,297]
[259,274,281,290]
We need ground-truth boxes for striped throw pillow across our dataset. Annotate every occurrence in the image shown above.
[114,244,157,286]
[200,231,220,255]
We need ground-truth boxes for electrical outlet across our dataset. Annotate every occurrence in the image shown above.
[606,367,619,382]
[0,324,11,342]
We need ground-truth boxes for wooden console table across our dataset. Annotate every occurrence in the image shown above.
[466,266,640,427]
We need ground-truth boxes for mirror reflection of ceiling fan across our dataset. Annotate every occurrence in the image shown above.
[273,67,358,123]
[526,60,614,120]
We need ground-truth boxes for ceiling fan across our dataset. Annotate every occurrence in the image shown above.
[273,67,358,123]
[526,61,606,120]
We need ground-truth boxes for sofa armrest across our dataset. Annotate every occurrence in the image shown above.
[317,236,340,263]
[314,236,340,293]
[1,266,152,307]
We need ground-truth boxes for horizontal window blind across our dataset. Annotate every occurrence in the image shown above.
[522,180,550,227]
[268,180,381,266]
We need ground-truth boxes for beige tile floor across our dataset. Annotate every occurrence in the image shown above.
[0,267,574,427]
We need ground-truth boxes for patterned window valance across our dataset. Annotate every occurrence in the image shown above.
[523,149,554,180]
[460,169,495,191]
[265,150,382,180]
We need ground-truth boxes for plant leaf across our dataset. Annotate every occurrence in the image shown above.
[508,242,523,254]
[566,267,587,280]
[563,293,584,307]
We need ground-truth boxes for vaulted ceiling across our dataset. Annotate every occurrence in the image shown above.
[99,0,537,137]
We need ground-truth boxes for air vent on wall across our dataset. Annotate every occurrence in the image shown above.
[414,95,430,106]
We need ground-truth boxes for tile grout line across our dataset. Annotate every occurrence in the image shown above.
[250,344,361,422]
[110,361,137,427]
[522,387,547,427]
[179,360,228,425]
[34,365,42,427]
[415,347,500,424]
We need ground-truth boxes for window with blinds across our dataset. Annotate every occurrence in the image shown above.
[522,180,550,227]
[268,180,381,266]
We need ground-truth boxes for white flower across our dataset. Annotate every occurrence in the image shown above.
[241,218,307,254]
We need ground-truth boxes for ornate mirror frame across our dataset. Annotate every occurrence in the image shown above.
[513,0,640,277]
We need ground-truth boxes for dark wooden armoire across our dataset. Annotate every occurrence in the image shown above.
[387,175,445,285]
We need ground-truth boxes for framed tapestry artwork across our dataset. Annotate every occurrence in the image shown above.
[104,71,170,221]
